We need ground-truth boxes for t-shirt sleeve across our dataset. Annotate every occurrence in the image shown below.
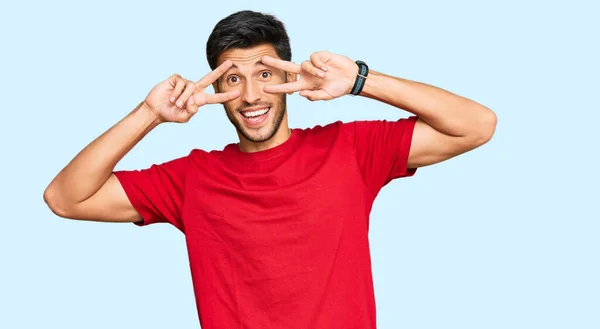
[113,155,190,230]
[345,116,418,196]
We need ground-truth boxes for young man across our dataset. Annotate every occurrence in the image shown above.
[44,10,496,329]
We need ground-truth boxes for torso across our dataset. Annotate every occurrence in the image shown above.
[180,122,379,329]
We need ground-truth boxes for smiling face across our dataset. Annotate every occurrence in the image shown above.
[214,44,296,152]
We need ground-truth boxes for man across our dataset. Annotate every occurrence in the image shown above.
[44,10,496,329]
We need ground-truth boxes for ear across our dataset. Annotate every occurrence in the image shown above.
[212,81,220,93]
[286,72,297,95]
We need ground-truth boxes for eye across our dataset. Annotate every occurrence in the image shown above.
[227,76,239,84]
[260,71,272,79]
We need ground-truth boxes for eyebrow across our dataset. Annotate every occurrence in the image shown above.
[230,60,266,70]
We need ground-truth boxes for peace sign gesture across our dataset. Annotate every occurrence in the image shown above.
[262,51,358,101]
[144,60,240,123]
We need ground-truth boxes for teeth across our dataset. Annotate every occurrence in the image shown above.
[242,108,269,118]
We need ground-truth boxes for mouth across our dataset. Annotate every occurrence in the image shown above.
[239,106,271,126]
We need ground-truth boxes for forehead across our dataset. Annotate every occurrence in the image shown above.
[218,44,280,68]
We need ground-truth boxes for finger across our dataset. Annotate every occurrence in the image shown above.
[263,80,307,94]
[310,52,330,71]
[186,102,199,115]
[204,90,240,104]
[261,55,301,74]
[170,75,186,103]
[175,81,196,108]
[300,89,332,101]
[175,109,194,123]
[196,60,234,89]
[301,60,326,78]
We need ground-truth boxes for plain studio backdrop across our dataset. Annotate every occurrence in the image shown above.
[1,0,598,328]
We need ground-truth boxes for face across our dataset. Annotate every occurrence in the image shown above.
[214,44,295,146]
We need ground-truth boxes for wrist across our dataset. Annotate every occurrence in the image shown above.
[348,60,369,96]
[138,101,164,127]
[358,70,382,98]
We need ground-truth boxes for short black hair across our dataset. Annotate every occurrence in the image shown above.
[206,10,292,70]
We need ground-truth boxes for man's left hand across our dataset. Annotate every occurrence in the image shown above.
[262,51,358,101]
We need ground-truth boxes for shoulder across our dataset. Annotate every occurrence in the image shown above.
[301,120,380,141]
[342,117,419,137]
[292,121,351,147]
[298,120,400,147]
[185,142,246,168]
[298,120,352,138]
[187,147,226,163]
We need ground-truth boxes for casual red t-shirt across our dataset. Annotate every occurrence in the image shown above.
[114,116,417,329]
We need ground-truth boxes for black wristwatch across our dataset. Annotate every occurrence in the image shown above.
[349,60,369,96]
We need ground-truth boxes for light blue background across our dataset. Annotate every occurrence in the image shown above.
[1,0,598,328]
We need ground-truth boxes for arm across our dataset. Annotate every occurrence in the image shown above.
[43,62,239,222]
[262,53,497,169]
[359,71,497,168]
[43,102,160,222]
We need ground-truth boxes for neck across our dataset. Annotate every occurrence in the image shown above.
[238,124,292,153]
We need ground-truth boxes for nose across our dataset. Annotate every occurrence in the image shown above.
[241,81,262,104]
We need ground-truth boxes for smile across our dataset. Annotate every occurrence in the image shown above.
[239,107,271,125]
[241,107,270,118]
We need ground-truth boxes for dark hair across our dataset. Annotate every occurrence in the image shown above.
[206,10,292,70]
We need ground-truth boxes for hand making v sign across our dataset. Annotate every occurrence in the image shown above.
[144,60,241,123]
[262,51,360,101]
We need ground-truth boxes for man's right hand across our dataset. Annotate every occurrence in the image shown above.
[144,60,240,123]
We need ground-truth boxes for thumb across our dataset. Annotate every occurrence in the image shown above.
[310,51,331,71]
[186,103,199,115]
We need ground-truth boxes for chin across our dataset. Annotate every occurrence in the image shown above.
[238,109,280,143]
[225,96,287,144]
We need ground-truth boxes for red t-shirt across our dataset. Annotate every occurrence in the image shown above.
[114,117,417,329]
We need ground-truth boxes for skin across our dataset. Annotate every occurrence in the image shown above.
[42,61,240,223]
[43,43,496,223]
[213,44,298,152]
[259,51,497,168]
